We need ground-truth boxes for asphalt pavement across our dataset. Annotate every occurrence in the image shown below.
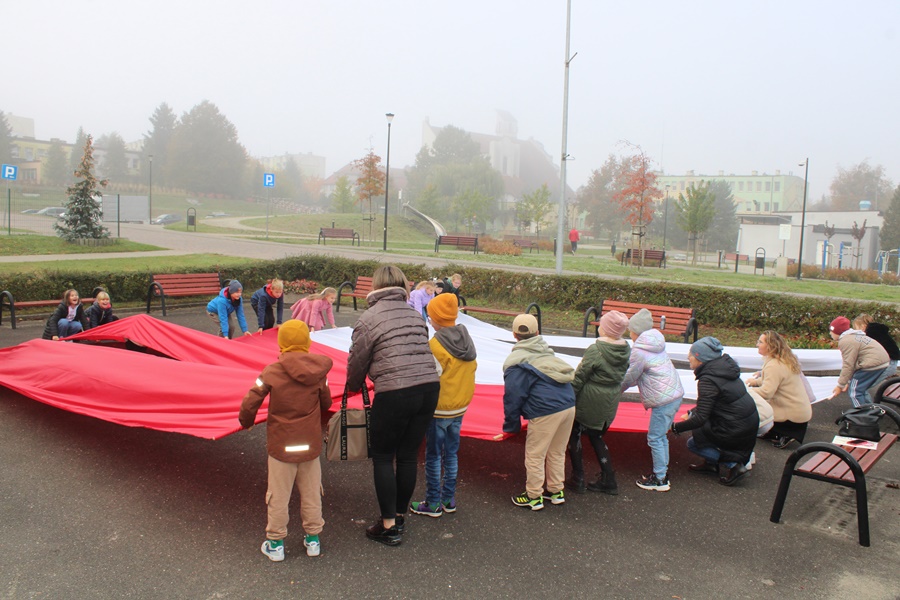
[2,230,899,599]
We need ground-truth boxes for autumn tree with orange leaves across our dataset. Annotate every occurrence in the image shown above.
[353,150,385,242]
[613,147,662,266]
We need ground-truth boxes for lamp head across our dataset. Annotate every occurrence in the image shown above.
[386,113,395,124]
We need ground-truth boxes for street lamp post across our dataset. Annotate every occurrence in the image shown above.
[796,159,809,280]
[662,185,670,264]
[148,154,153,222]
[382,113,394,252]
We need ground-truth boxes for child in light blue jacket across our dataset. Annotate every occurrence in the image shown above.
[620,309,684,492]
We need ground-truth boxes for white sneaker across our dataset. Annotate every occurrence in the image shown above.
[745,451,756,470]
[304,536,321,557]
[261,540,284,562]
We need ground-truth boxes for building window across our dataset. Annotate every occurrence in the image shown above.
[25,148,34,161]
[738,181,744,191]
[765,181,771,192]
[773,203,779,211]
[774,182,780,192]
[756,181,762,192]
[23,169,37,181]
[764,203,770,211]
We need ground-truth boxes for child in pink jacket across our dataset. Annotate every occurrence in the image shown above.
[290,288,337,331]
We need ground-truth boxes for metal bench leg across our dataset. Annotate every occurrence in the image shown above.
[854,473,870,547]
[770,458,799,524]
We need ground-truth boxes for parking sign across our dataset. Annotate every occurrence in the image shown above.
[263,173,275,188]
[1,164,17,180]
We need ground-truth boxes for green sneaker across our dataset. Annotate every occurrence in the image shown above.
[261,539,284,562]
[541,489,565,505]
[511,492,544,511]
[410,500,442,518]
[441,499,457,513]
[304,534,320,557]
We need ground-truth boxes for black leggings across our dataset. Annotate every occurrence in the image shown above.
[567,421,612,480]
[369,382,440,519]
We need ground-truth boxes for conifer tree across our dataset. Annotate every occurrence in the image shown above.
[56,135,109,241]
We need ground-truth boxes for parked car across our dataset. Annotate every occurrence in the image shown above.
[36,207,66,217]
[21,208,39,214]
[151,213,182,225]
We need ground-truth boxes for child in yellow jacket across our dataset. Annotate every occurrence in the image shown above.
[410,292,477,517]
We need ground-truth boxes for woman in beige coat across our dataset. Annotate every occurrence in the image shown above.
[746,330,812,449]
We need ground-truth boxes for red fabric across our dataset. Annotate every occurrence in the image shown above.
[0,314,692,440]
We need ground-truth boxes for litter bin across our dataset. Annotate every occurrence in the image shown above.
[755,256,765,269]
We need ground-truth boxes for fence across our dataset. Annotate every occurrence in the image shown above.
[0,190,149,237]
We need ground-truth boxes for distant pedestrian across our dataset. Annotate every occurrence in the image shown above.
[290,288,337,332]
[499,313,576,511]
[345,266,440,546]
[42,289,89,340]
[829,316,890,407]
[619,309,684,492]
[206,280,251,339]
[86,291,119,329]
[410,291,477,518]
[568,228,580,255]
[239,320,333,562]
[250,278,284,334]
[567,310,631,496]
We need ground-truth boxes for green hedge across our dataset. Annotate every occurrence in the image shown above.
[2,257,897,337]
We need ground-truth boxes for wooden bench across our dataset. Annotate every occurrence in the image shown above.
[620,248,666,267]
[336,276,415,312]
[146,273,222,316]
[582,299,698,343]
[724,252,750,265]
[770,404,900,547]
[503,236,540,253]
[318,228,360,246]
[435,235,479,254]
[0,288,105,330]
[874,376,900,410]
[459,297,542,333]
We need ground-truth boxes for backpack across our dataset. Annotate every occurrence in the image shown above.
[835,405,885,442]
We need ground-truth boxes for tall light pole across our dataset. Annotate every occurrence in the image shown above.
[663,184,670,256]
[796,158,809,280]
[148,154,153,222]
[383,113,394,252]
[555,0,574,275]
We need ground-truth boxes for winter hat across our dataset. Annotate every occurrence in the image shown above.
[427,292,458,328]
[278,320,311,353]
[512,313,539,336]
[628,308,654,335]
[690,336,724,363]
[830,316,851,336]
[228,280,243,296]
[599,310,629,339]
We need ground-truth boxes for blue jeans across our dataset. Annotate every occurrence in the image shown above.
[648,400,682,479]
[848,367,888,407]
[424,416,463,505]
[869,360,898,400]
[686,435,736,469]
[57,318,83,338]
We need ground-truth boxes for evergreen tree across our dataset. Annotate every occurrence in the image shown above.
[56,135,109,241]
[330,176,356,213]
[43,139,71,187]
[0,111,12,165]
[97,132,129,183]
[69,127,87,176]
[143,103,178,187]
[881,185,900,254]
[705,180,739,251]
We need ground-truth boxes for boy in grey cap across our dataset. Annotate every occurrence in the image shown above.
[206,279,251,338]
[620,309,684,491]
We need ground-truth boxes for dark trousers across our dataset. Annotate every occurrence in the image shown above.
[251,301,275,330]
[770,420,809,443]
[369,382,440,519]
[567,421,612,480]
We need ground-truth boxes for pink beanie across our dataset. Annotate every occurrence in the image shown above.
[600,310,629,339]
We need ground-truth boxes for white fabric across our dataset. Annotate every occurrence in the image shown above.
[310,314,839,402]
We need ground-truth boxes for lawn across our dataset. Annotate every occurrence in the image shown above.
[0,234,163,256]
[0,254,253,274]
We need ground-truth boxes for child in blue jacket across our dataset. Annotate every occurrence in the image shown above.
[206,280,251,339]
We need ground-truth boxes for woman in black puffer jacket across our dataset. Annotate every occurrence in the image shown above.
[672,337,758,486]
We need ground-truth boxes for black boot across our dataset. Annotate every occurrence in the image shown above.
[565,476,586,494]
[587,470,618,495]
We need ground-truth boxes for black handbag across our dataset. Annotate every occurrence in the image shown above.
[835,405,885,442]
[325,385,372,461]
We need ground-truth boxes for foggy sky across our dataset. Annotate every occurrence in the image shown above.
[4,0,899,202]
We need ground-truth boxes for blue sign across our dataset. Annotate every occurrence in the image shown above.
[263,173,275,188]
[1,164,17,180]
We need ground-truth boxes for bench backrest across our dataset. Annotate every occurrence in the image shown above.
[352,276,375,295]
[151,273,222,296]
[321,228,356,237]
[439,235,477,246]
[625,249,665,260]
[724,253,748,260]
[600,299,694,335]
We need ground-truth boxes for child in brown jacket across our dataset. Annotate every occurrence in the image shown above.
[239,320,333,562]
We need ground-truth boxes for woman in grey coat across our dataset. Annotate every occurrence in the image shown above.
[346,265,440,546]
